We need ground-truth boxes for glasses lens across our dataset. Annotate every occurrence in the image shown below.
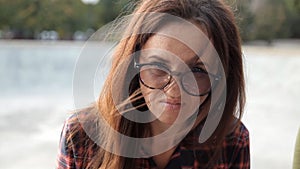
[138,64,212,96]
[182,71,211,96]
[139,65,170,89]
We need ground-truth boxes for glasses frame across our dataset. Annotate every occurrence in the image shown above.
[133,56,221,96]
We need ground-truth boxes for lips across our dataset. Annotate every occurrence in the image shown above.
[161,99,182,111]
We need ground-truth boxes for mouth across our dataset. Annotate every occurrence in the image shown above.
[161,99,182,111]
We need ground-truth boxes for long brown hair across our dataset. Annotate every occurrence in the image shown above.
[73,0,245,168]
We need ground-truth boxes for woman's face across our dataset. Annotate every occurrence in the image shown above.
[138,22,217,125]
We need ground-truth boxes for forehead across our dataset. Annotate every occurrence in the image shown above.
[141,21,217,67]
[142,35,196,61]
[150,21,210,53]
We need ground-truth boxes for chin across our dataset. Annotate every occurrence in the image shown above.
[156,111,182,125]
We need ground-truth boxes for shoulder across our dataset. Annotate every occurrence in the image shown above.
[221,121,250,168]
[221,120,250,157]
[225,121,249,146]
[60,106,100,157]
[56,107,101,169]
[65,106,98,125]
[64,106,101,144]
[64,106,99,134]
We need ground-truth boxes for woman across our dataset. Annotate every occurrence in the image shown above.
[56,0,250,168]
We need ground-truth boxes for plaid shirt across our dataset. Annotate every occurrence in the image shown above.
[56,113,250,169]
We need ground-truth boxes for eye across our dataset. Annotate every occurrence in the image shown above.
[146,62,169,76]
[148,68,168,77]
[191,67,207,74]
[137,62,170,78]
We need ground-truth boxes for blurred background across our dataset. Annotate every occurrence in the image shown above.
[0,0,299,169]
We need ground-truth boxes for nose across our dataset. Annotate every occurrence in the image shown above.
[163,78,181,98]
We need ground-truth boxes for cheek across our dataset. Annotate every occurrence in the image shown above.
[139,83,151,103]
[140,83,153,108]
[140,83,166,113]
[189,94,208,112]
[176,94,208,119]
[140,85,161,102]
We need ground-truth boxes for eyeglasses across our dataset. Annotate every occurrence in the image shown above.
[134,59,221,96]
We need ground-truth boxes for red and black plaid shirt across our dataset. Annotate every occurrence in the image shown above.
[56,113,250,169]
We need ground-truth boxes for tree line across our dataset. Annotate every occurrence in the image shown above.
[0,0,299,42]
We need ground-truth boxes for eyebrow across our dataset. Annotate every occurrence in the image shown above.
[145,54,207,67]
[191,55,204,64]
[191,55,200,62]
[191,55,210,70]
[146,55,171,64]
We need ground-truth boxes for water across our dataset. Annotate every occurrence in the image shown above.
[0,41,82,169]
[0,41,80,95]
[0,40,299,169]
